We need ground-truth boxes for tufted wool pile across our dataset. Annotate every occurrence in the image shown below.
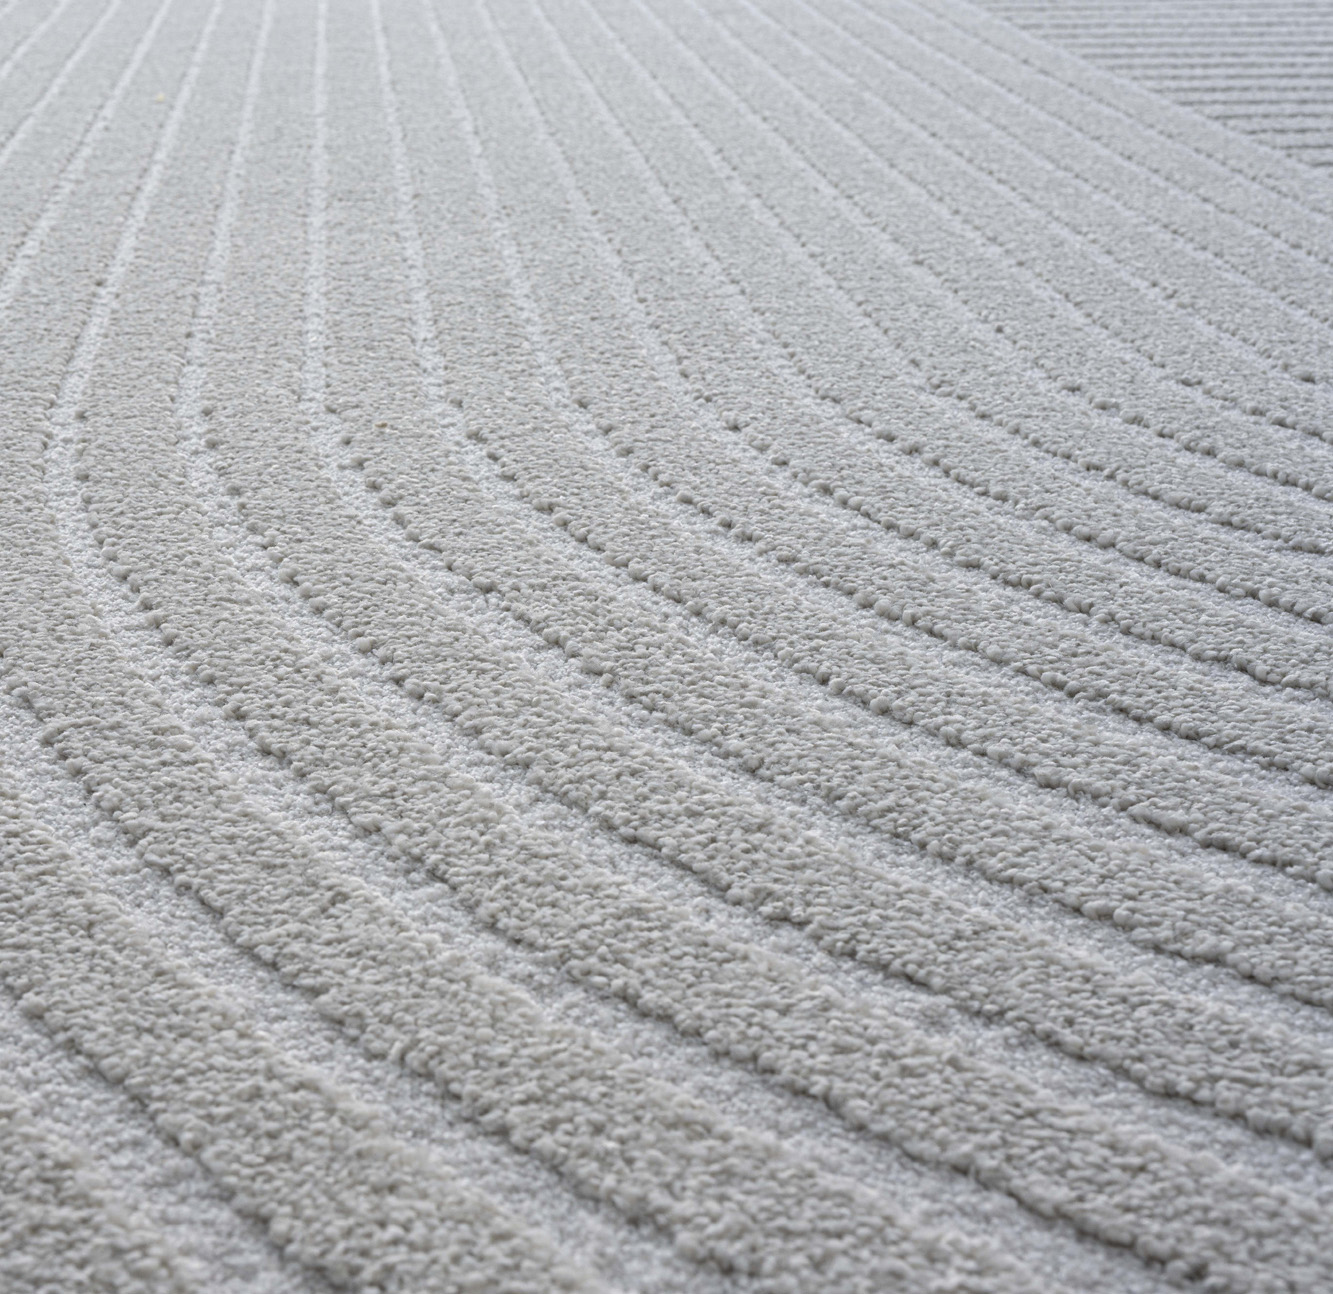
[1,0,1332,1290]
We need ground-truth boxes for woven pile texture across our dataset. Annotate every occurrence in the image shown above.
[2,0,1331,1290]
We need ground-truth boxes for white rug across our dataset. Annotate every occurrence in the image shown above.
[1,0,1331,1290]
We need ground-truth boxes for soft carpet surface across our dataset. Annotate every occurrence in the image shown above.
[1,0,1331,1291]
[972,0,1333,168]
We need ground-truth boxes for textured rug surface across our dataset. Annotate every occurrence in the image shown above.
[2,0,1332,1290]
[972,0,1333,168]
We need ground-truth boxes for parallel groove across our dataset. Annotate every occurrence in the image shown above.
[0,0,182,315]
[0,0,134,181]
[598,0,1333,510]
[549,0,1333,637]
[0,776,591,1294]
[673,0,1331,438]
[0,0,1056,1282]
[836,0,1333,338]
[3,0,1331,1288]
[538,0,1333,790]
[731,0,1332,381]
[876,0,1333,240]
[443,0,1333,882]
[0,0,78,92]
[970,0,1333,168]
